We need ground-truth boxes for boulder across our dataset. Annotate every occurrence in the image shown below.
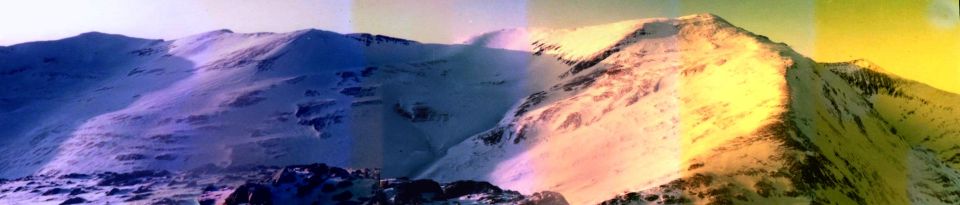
[223,183,273,205]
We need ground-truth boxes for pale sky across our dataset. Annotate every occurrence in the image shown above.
[0,0,805,48]
[0,0,957,92]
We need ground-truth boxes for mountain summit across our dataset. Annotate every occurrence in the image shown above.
[1,14,958,204]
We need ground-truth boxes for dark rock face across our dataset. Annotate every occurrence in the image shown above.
[0,163,565,205]
[125,193,151,201]
[394,179,444,203]
[478,127,507,146]
[115,153,147,161]
[41,188,63,195]
[521,191,570,205]
[150,198,193,205]
[271,168,296,185]
[347,33,416,46]
[106,188,122,196]
[294,100,336,118]
[442,180,503,199]
[224,183,273,205]
[58,173,89,179]
[198,198,216,205]
[298,114,343,134]
[221,90,266,108]
[303,163,329,176]
[393,102,439,122]
[332,191,353,201]
[97,170,170,186]
[328,167,351,179]
[154,154,177,161]
[339,86,376,98]
[336,180,353,188]
[67,188,84,195]
[132,185,151,194]
[210,163,566,204]
[59,197,86,205]
[514,91,548,117]
[320,183,336,193]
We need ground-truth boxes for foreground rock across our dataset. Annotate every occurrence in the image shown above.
[0,163,567,205]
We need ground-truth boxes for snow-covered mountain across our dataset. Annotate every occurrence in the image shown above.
[0,28,554,179]
[1,13,958,204]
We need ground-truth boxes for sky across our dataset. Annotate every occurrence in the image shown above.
[0,0,957,92]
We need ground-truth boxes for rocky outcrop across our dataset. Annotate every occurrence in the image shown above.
[0,163,567,205]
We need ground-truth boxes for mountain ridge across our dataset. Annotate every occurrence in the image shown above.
[421,13,960,204]
[1,13,958,205]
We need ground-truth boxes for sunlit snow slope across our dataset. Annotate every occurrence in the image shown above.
[421,14,960,204]
[0,13,957,205]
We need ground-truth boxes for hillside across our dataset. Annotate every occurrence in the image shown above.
[1,13,958,205]
[421,14,960,204]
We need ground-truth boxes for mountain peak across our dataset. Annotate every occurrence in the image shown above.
[848,58,883,70]
[679,13,722,20]
[824,58,892,75]
[69,31,137,41]
[210,29,234,34]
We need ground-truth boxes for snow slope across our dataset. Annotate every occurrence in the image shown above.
[1,13,958,205]
[421,14,960,204]
[0,28,569,179]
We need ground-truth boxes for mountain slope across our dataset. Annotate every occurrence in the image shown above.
[0,13,957,205]
[419,14,960,204]
[0,28,570,179]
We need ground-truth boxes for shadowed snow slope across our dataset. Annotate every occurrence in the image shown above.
[0,13,958,205]
[0,28,564,179]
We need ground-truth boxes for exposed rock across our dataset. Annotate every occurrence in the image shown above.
[106,188,122,196]
[223,183,273,205]
[394,179,443,203]
[58,173,90,179]
[1,162,563,205]
[329,167,350,178]
[320,183,336,193]
[521,191,570,205]
[41,188,62,195]
[98,170,170,186]
[332,191,353,201]
[126,193,151,201]
[198,198,216,205]
[115,154,147,161]
[68,188,85,195]
[270,168,296,185]
[60,197,86,205]
[221,90,266,108]
[336,180,353,188]
[442,180,503,199]
[133,185,152,193]
[154,154,177,161]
